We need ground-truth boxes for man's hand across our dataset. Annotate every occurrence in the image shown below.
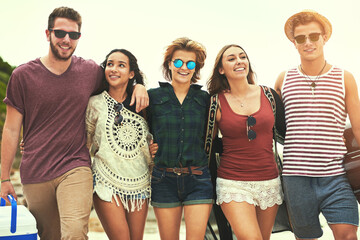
[20,139,24,155]
[0,181,18,203]
[149,140,158,159]
[130,84,149,113]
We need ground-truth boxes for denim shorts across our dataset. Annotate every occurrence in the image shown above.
[151,166,214,208]
[282,174,359,239]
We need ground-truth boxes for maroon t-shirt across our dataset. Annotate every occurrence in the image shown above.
[4,56,103,184]
[217,91,279,181]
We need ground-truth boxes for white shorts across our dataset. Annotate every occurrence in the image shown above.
[216,176,283,210]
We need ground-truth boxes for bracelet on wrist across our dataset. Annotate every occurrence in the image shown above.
[1,179,11,183]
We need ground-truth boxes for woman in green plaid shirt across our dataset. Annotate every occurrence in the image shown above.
[147,37,213,240]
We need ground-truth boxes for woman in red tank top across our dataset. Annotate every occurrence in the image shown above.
[207,45,284,240]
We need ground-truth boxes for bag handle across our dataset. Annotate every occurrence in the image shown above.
[0,196,6,206]
[205,94,219,165]
[0,195,17,233]
[261,85,283,173]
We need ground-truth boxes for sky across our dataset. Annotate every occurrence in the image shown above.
[1,0,360,90]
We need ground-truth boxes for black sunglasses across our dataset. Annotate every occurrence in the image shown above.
[247,116,256,141]
[114,103,124,126]
[294,33,321,44]
[49,29,81,40]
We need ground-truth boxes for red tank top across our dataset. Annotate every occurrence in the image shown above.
[217,90,279,181]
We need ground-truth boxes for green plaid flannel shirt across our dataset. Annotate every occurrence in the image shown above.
[148,82,210,168]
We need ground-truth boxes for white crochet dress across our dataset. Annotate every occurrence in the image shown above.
[86,91,152,212]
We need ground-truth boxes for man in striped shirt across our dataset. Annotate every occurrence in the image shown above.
[275,10,360,240]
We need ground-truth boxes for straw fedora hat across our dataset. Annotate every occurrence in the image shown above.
[284,10,332,42]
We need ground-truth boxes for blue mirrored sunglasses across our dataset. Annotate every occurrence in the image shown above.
[172,59,196,70]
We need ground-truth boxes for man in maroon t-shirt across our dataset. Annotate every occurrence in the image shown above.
[0,6,148,240]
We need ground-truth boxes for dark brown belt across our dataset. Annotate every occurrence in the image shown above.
[158,166,203,175]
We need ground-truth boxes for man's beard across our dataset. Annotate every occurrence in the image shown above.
[50,36,76,61]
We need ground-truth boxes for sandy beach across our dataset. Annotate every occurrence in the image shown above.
[3,169,360,240]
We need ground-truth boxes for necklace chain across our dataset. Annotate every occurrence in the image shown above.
[230,92,248,108]
[300,61,327,95]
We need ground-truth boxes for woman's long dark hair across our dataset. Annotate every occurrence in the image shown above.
[93,49,145,96]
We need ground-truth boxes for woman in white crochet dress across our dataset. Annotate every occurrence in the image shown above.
[207,44,285,240]
[86,49,152,240]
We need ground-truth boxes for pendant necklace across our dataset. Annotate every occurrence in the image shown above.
[300,61,327,95]
[232,92,248,108]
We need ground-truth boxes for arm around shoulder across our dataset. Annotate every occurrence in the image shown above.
[271,88,286,140]
[274,71,286,99]
[85,97,98,150]
[131,84,149,113]
[344,70,360,145]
